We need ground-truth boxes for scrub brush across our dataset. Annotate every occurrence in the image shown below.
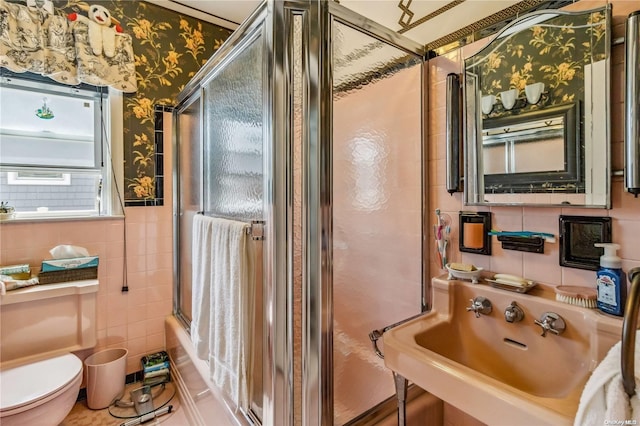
[554,285,597,309]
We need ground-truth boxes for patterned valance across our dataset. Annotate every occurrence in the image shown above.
[0,0,137,92]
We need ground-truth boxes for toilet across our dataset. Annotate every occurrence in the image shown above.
[0,280,98,426]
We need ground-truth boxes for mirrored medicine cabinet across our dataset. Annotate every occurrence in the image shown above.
[463,6,611,208]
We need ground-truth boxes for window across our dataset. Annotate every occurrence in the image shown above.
[0,73,118,217]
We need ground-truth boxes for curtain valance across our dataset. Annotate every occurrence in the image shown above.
[0,0,137,92]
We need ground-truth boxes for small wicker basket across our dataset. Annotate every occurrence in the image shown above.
[38,267,98,284]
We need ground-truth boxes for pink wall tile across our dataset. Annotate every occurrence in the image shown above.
[126,271,148,289]
[611,181,640,221]
[614,220,640,262]
[0,114,174,375]
[128,321,147,340]
[146,333,164,353]
[105,325,127,348]
[126,287,148,305]
[561,267,595,287]
[105,221,125,242]
[146,317,165,336]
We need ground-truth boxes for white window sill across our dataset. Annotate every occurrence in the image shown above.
[0,213,124,224]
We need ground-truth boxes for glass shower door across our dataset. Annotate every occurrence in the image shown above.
[201,29,265,420]
[331,19,424,424]
[202,36,264,221]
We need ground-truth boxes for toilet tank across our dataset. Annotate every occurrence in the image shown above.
[0,280,98,367]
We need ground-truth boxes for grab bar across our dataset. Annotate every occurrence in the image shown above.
[622,267,640,397]
[369,312,427,359]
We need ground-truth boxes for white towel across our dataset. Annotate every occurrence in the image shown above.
[191,215,254,411]
[574,330,640,426]
[191,214,214,360]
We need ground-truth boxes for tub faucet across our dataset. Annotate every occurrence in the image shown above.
[621,267,640,397]
[466,297,492,318]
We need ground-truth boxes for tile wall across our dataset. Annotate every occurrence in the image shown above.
[0,118,174,375]
[429,0,640,289]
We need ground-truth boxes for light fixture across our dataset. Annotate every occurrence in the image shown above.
[446,73,462,194]
[36,97,54,120]
[499,89,518,110]
[481,93,496,115]
[625,10,640,196]
[525,82,545,105]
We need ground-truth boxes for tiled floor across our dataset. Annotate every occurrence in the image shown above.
[61,382,189,426]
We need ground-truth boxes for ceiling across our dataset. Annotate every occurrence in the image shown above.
[152,0,527,47]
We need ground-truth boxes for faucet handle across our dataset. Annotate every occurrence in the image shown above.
[466,296,492,318]
[534,312,565,337]
[504,301,524,323]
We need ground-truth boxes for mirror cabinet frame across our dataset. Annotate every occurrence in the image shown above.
[463,5,612,208]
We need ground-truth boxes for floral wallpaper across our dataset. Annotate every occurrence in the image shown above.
[54,0,232,202]
[467,10,607,117]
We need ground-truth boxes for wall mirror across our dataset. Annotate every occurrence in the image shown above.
[463,6,611,208]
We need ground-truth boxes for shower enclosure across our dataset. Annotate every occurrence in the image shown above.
[173,1,426,425]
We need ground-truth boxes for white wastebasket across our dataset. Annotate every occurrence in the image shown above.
[84,348,128,409]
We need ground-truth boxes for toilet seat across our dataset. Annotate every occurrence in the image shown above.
[0,353,82,414]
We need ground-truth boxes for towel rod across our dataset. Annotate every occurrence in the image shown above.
[621,267,640,397]
[196,212,265,241]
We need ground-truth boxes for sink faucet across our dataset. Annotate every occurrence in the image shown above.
[534,312,566,337]
[466,297,492,318]
[621,267,640,397]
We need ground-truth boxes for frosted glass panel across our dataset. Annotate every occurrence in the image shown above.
[331,21,423,424]
[203,34,264,220]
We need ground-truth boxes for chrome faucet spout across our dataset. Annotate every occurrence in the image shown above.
[621,267,640,397]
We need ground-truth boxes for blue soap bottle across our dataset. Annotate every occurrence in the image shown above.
[595,243,627,316]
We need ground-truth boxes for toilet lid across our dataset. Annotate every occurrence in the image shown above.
[0,353,82,411]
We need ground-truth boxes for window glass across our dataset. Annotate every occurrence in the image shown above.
[0,84,99,168]
[0,75,110,216]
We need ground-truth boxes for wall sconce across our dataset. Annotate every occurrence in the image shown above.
[525,82,545,105]
[625,10,640,196]
[499,89,518,110]
[488,83,546,114]
[481,93,495,115]
[446,73,462,194]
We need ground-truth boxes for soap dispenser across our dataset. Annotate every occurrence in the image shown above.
[594,243,627,316]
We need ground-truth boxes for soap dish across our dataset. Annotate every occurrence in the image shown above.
[446,264,483,284]
[485,278,537,293]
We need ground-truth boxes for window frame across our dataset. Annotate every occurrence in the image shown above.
[0,71,121,219]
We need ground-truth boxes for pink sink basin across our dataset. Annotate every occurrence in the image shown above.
[383,276,623,426]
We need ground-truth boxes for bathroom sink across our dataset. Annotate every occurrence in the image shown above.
[383,276,623,425]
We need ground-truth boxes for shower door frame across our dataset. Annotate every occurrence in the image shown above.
[173,1,428,424]
[174,2,294,425]
[173,89,203,328]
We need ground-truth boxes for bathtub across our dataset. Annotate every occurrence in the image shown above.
[165,316,249,426]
